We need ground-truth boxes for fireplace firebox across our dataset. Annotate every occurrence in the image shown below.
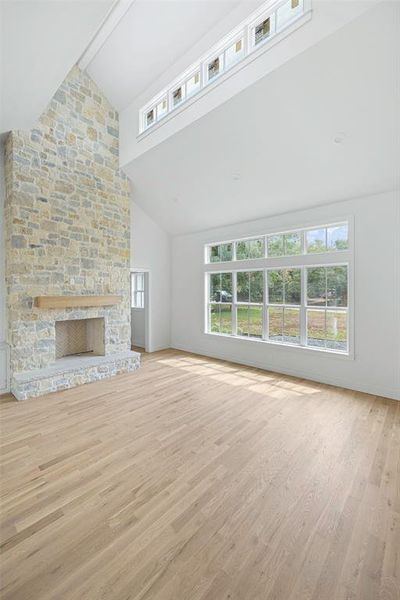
[55,318,105,359]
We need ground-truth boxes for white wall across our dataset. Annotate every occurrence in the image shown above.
[131,306,145,348]
[130,201,171,351]
[123,1,399,236]
[0,141,9,392]
[171,191,400,401]
[1,0,113,132]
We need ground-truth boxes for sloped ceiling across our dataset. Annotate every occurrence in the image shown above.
[86,0,247,111]
[0,0,114,133]
[124,2,399,235]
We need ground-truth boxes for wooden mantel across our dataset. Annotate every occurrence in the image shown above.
[34,295,122,309]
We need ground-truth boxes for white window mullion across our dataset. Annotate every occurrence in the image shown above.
[263,268,268,341]
[243,25,250,60]
[323,267,328,347]
[264,303,269,341]
[199,64,204,92]
[246,23,253,55]
[205,273,209,332]
[262,269,267,341]
[300,266,307,346]
[232,271,238,335]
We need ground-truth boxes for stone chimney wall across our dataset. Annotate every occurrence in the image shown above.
[5,65,132,381]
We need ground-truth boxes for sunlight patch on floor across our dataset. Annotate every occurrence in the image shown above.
[158,356,320,398]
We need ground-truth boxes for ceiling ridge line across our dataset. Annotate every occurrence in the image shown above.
[78,0,137,71]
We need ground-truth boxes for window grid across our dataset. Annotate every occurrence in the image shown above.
[206,264,349,354]
[235,237,265,261]
[266,268,301,346]
[131,273,145,309]
[305,265,348,351]
[140,0,306,132]
[206,222,348,264]
[236,271,264,338]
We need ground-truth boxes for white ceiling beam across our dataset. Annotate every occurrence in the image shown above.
[78,0,136,71]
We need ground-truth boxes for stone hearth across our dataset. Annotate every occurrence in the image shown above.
[12,350,140,401]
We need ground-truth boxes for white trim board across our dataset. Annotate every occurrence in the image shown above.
[0,343,10,394]
[78,0,136,71]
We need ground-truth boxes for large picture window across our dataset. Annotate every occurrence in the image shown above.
[205,221,351,355]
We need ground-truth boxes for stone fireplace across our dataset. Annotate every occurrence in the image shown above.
[4,66,140,400]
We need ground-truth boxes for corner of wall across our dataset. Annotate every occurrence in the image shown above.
[128,197,172,351]
[0,140,10,393]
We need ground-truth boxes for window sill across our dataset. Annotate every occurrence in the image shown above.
[204,331,353,360]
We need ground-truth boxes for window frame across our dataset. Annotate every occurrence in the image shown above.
[205,221,349,264]
[131,272,145,309]
[204,217,354,358]
[170,83,186,109]
[207,270,234,335]
[266,266,302,346]
[305,264,349,352]
[236,270,264,339]
[224,36,245,70]
[235,237,265,261]
[138,0,311,134]
[185,69,202,98]
[250,12,276,49]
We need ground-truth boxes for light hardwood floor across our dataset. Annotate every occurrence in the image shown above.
[0,350,399,600]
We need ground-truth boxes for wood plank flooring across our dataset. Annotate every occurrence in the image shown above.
[0,349,399,600]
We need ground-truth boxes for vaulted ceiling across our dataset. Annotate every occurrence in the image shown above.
[1,0,397,237]
[86,0,249,111]
[123,2,399,234]
[0,0,258,132]
[0,0,114,133]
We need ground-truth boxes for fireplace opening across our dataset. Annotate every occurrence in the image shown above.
[55,318,105,359]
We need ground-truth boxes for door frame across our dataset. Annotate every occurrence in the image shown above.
[130,268,151,353]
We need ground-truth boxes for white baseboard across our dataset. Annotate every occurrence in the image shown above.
[148,343,171,352]
[0,342,10,394]
[171,342,400,402]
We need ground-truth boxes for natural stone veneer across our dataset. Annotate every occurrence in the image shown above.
[12,352,140,401]
[4,65,139,399]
